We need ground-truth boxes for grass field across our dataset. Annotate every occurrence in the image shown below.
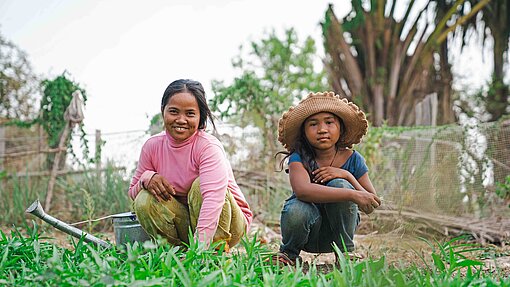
[1,224,509,286]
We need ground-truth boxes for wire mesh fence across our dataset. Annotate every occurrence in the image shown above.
[226,121,510,223]
[368,122,510,218]
[1,121,509,229]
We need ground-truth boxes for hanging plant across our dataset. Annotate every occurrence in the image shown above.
[40,72,91,168]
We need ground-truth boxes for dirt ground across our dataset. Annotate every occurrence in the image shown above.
[2,219,509,276]
[247,220,510,275]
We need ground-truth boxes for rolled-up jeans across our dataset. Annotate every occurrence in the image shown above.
[133,178,246,248]
[279,178,360,260]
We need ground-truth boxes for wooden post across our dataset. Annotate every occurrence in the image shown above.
[45,122,71,211]
[0,126,5,171]
[95,129,102,178]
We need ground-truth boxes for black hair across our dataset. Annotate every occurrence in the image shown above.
[276,114,346,178]
[161,79,216,131]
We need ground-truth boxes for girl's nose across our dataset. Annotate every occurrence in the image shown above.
[318,124,327,133]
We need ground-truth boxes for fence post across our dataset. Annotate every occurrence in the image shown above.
[0,126,5,170]
[45,122,71,211]
[95,129,101,178]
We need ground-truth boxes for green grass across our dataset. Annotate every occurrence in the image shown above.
[1,227,508,287]
[0,161,132,228]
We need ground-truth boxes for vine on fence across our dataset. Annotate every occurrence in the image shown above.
[3,72,96,169]
[496,175,510,208]
[40,72,92,168]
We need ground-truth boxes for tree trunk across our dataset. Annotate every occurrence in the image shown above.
[373,84,384,126]
[438,40,455,124]
[487,32,509,121]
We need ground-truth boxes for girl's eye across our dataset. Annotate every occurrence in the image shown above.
[187,112,196,116]
[168,109,178,114]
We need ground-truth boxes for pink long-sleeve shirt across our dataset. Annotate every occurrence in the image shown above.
[128,130,253,242]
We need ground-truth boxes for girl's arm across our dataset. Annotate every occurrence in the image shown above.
[289,162,380,213]
[196,143,230,244]
[128,142,158,200]
[312,167,364,190]
[357,173,377,195]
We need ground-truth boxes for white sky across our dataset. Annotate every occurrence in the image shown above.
[0,0,497,167]
[0,0,349,134]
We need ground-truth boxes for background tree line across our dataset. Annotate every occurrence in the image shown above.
[1,0,508,172]
[0,32,93,169]
[211,0,508,166]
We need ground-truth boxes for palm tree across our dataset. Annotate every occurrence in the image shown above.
[322,0,490,126]
[479,0,509,120]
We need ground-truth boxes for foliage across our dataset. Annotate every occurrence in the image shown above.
[41,73,86,148]
[0,31,40,120]
[495,175,510,207]
[0,161,130,227]
[210,28,328,168]
[322,0,490,126]
[40,73,93,167]
[148,113,163,136]
[1,229,508,286]
[462,0,510,121]
[60,161,132,226]
[485,77,509,121]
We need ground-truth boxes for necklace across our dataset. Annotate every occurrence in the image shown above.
[329,148,338,167]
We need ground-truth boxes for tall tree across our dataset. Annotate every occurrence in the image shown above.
[478,0,509,121]
[0,32,39,120]
[210,28,328,166]
[322,0,490,126]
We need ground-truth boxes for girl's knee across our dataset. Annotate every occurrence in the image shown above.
[133,190,154,216]
[281,199,318,227]
[187,178,202,204]
[327,178,354,189]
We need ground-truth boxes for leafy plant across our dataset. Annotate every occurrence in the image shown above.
[210,28,328,170]
[40,72,91,168]
[2,227,509,286]
[0,31,40,120]
[495,175,510,207]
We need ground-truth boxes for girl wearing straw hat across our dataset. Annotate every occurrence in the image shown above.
[275,91,381,266]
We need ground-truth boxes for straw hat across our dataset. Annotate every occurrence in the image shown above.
[278,91,368,151]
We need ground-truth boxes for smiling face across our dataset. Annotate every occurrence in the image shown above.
[303,112,341,151]
[162,92,200,142]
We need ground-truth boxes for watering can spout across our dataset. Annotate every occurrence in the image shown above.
[26,199,112,249]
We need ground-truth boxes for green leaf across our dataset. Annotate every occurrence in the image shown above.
[431,253,446,272]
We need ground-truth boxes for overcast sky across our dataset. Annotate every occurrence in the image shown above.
[0,0,495,167]
[0,0,353,133]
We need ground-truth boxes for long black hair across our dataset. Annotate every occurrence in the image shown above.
[276,114,346,177]
[161,79,217,131]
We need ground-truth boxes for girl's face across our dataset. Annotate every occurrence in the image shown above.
[303,112,341,150]
[162,92,200,142]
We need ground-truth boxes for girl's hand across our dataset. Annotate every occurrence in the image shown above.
[146,174,176,202]
[312,167,350,184]
[353,190,381,214]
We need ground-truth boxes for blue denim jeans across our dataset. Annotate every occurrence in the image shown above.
[279,178,360,260]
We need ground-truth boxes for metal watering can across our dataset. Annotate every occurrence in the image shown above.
[26,200,150,249]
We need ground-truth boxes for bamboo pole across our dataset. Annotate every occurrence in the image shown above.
[45,122,71,211]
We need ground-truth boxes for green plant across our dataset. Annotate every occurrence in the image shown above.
[0,31,40,120]
[0,175,47,226]
[59,161,131,226]
[2,227,509,286]
[40,72,93,168]
[495,175,510,207]
[210,28,328,169]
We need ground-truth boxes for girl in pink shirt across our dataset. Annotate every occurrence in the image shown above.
[128,79,252,249]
